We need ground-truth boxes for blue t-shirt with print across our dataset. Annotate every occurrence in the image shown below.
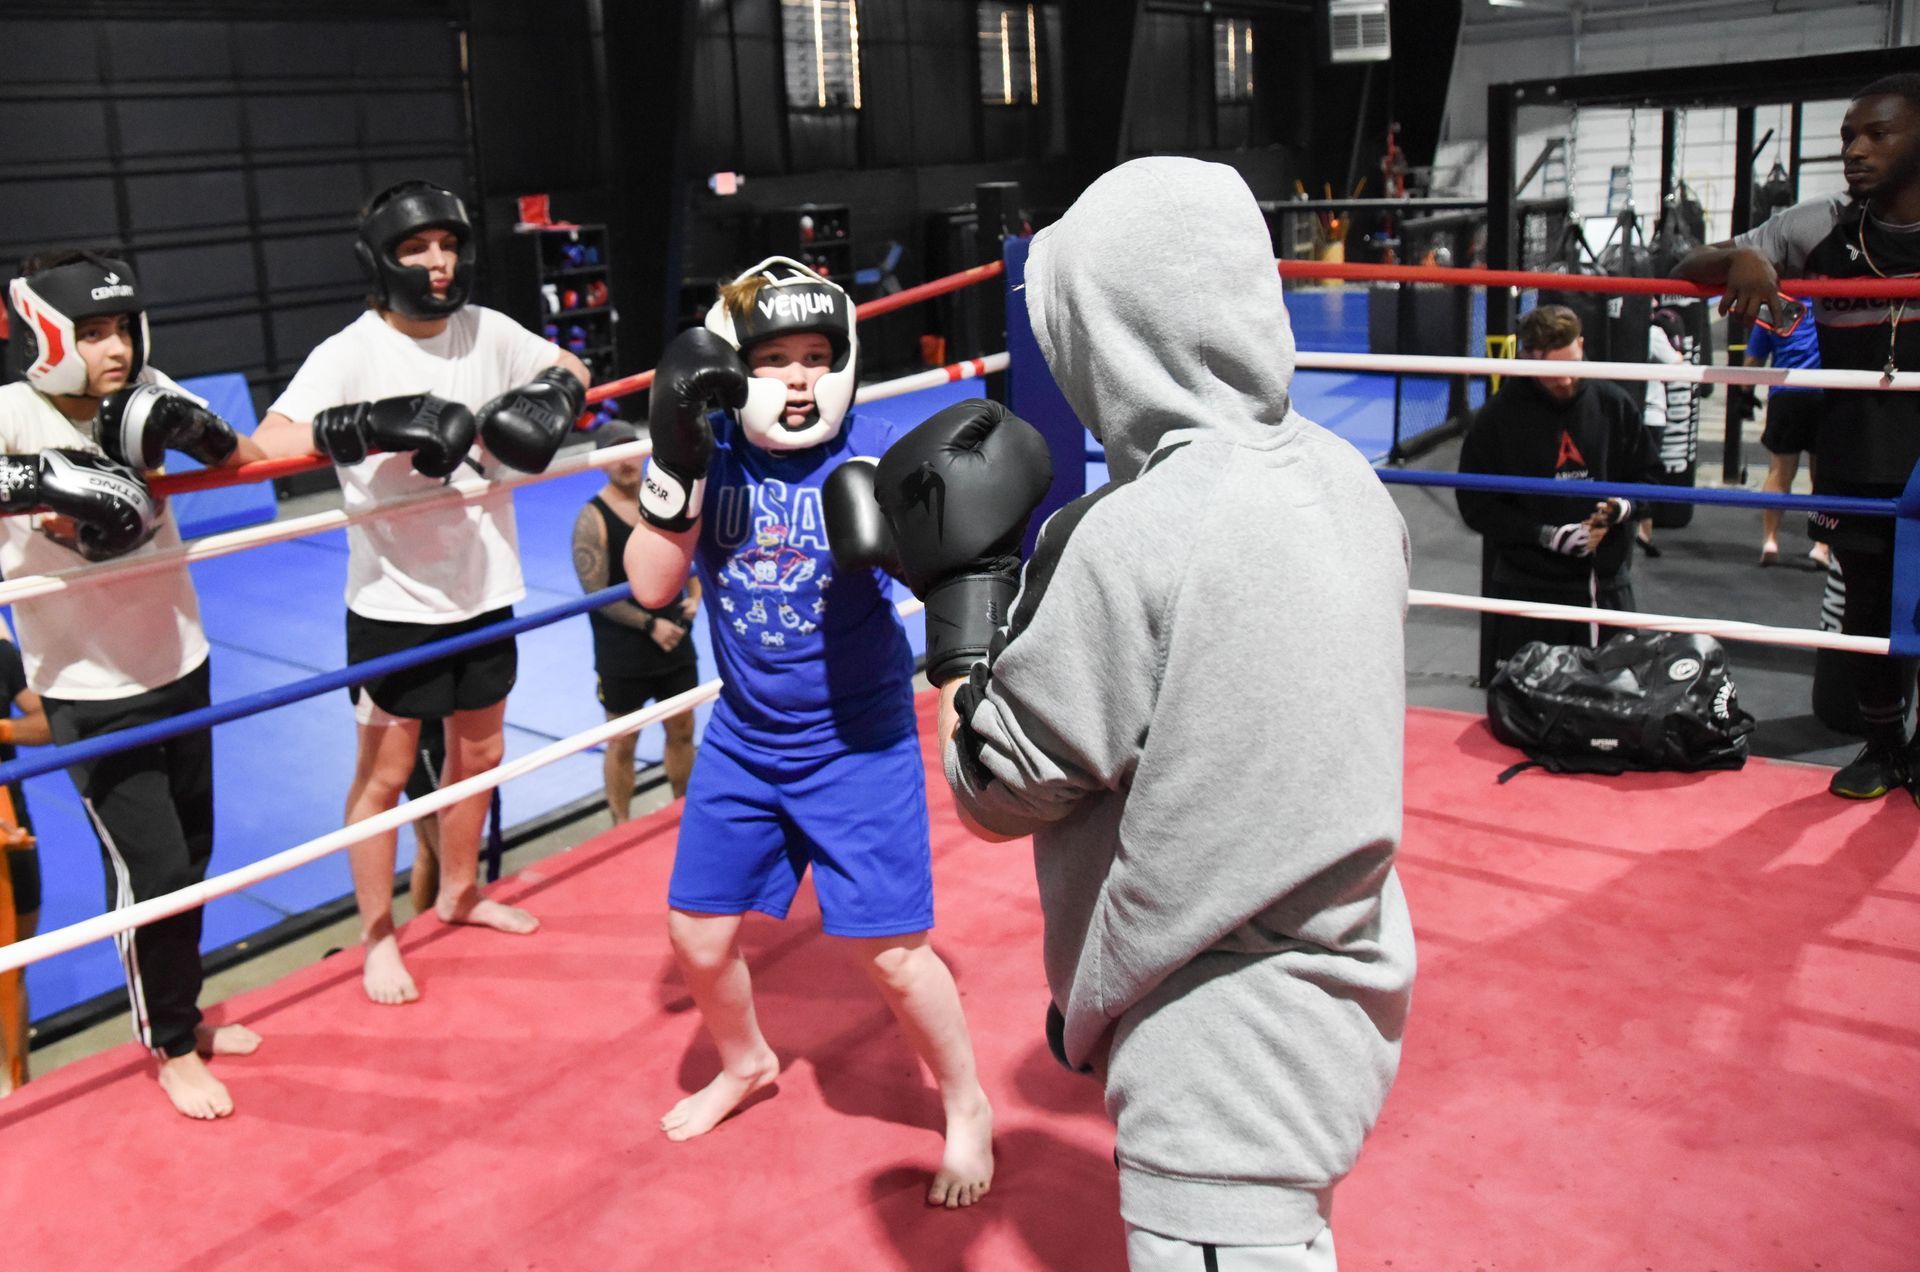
[1744,302,1822,394]
[694,409,916,756]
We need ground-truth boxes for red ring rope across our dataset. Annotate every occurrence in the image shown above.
[146,260,1011,500]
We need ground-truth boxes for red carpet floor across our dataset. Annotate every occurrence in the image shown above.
[2,702,1915,1271]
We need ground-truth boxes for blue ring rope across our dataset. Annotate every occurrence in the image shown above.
[0,584,633,787]
[1373,469,1900,516]
[1084,449,1902,517]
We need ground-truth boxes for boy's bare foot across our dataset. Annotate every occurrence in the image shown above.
[195,1022,262,1057]
[1759,540,1779,566]
[660,1049,780,1142]
[362,933,420,1005]
[927,1088,995,1208]
[436,893,538,935]
[157,1052,233,1120]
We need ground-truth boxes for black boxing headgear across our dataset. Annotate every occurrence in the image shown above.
[703,256,858,451]
[6,253,149,397]
[355,182,476,319]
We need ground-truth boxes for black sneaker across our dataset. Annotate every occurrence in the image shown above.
[1829,742,1911,800]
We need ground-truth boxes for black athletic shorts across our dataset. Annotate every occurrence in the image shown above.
[1760,390,1821,456]
[597,663,701,718]
[346,606,517,722]
[6,844,38,915]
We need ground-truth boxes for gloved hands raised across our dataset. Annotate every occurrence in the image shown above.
[96,384,238,469]
[478,366,587,474]
[0,449,161,561]
[639,329,748,532]
[874,399,1052,685]
[313,394,477,479]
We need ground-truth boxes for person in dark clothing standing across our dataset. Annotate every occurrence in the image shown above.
[1458,304,1666,682]
[1677,72,1920,803]
[571,422,700,816]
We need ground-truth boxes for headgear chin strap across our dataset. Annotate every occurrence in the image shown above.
[703,256,858,452]
[6,254,150,397]
[355,182,477,320]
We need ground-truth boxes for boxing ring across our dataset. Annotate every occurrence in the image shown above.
[2,254,1918,1270]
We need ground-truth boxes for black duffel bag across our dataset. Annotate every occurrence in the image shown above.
[1488,631,1756,779]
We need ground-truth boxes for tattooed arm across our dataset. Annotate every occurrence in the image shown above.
[572,504,664,633]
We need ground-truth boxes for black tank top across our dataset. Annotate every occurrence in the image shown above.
[587,495,696,676]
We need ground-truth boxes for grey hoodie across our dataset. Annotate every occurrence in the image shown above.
[945,157,1416,1246]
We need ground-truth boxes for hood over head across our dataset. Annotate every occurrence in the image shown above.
[1024,157,1297,481]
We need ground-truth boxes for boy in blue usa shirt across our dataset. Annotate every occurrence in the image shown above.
[623,258,993,1208]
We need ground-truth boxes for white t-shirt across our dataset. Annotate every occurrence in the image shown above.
[0,372,209,700]
[1645,326,1684,431]
[268,306,561,624]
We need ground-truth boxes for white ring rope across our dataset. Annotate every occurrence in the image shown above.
[0,354,1011,609]
[1409,590,1887,655]
[0,441,651,609]
[1,582,1880,973]
[1295,350,1916,393]
[0,595,925,975]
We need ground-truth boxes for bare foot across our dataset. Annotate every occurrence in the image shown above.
[362,933,420,1006]
[1759,540,1779,566]
[1810,542,1832,568]
[157,1052,233,1120]
[660,1049,780,1142]
[195,1023,262,1057]
[927,1088,995,1208]
[436,892,538,935]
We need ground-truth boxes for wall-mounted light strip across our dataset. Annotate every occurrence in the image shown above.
[1027,4,1040,105]
[848,0,862,109]
[813,0,828,109]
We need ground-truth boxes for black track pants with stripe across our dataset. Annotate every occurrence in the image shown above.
[43,660,213,1059]
[1832,546,1919,745]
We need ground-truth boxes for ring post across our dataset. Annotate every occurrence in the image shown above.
[1894,459,1920,660]
[1003,235,1086,549]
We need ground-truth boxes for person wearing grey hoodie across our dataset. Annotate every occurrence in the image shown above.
[933,157,1416,1268]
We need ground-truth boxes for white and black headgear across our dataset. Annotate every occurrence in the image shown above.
[356,181,477,319]
[6,252,149,396]
[703,256,858,451]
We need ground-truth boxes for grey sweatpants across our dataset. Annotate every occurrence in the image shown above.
[1127,1223,1337,1271]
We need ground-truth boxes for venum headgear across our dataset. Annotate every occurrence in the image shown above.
[356,182,476,319]
[703,256,857,451]
[6,253,149,396]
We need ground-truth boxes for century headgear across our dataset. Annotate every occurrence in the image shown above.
[703,256,858,451]
[356,182,476,319]
[6,253,149,397]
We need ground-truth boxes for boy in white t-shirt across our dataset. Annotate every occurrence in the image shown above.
[1,249,270,1119]
[252,181,589,1005]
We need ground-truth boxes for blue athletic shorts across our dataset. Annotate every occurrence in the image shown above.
[668,729,934,938]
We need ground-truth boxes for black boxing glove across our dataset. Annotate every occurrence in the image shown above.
[312,394,478,480]
[478,365,587,474]
[640,329,748,532]
[1540,521,1597,557]
[96,383,238,469]
[875,399,1053,685]
[0,449,160,561]
[824,458,902,579]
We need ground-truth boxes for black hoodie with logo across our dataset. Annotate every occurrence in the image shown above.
[1457,376,1664,592]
